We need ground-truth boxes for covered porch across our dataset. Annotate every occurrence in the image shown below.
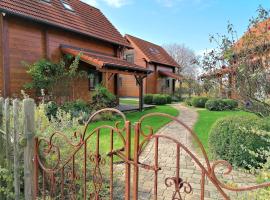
[158,70,183,95]
[61,45,152,111]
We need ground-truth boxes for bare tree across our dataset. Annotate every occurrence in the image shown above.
[163,43,201,97]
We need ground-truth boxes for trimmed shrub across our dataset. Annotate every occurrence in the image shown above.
[144,94,154,104]
[209,115,270,168]
[191,97,209,108]
[152,94,167,105]
[164,94,172,104]
[222,99,238,110]
[205,99,238,111]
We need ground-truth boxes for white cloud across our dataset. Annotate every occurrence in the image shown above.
[81,0,130,8]
[157,0,212,8]
[102,0,130,8]
[81,0,98,7]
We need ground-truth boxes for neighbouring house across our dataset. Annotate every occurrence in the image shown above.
[201,18,270,99]
[0,0,151,109]
[119,34,181,98]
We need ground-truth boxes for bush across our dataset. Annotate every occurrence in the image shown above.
[45,101,58,119]
[205,99,238,111]
[191,97,209,108]
[185,97,193,106]
[144,94,154,104]
[209,115,270,168]
[222,99,238,110]
[91,85,117,110]
[152,94,167,105]
[163,94,172,104]
[61,99,91,118]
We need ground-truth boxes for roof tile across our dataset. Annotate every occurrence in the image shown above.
[0,0,130,47]
[126,34,180,68]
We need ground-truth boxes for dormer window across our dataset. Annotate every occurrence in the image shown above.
[149,47,160,54]
[61,0,74,11]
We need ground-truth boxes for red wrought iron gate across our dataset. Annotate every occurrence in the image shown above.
[34,108,270,200]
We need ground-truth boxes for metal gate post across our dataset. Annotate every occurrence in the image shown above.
[125,121,131,200]
[133,122,140,200]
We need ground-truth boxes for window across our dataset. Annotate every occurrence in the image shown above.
[88,71,102,90]
[125,54,134,63]
[149,47,160,54]
[166,79,170,88]
[61,0,74,11]
[41,0,51,3]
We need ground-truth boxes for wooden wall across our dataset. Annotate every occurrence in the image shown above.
[3,15,117,101]
[0,14,4,95]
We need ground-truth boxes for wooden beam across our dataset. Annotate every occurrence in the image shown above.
[139,77,144,112]
[99,68,147,76]
[1,14,10,97]
[114,74,120,105]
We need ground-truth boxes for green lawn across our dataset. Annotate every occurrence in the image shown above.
[85,105,179,156]
[193,109,255,153]
[119,99,139,105]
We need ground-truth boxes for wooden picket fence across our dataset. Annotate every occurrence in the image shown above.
[0,97,35,200]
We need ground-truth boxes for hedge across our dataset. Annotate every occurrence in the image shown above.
[144,94,172,105]
[191,97,209,108]
[205,99,238,111]
[144,94,154,104]
[152,94,167,105]
[209,115,270,168]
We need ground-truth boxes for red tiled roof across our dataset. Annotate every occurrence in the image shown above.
[125,34,180,68]
[61,45,152,74]
[0,0,130,47]
[158,70,183,80]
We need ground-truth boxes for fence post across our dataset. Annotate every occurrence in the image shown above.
[23,98,35,200]
[133,122,140,200]
[0,97,4,200]
[13,99,20,200]
[125,121,131,200]
[4,98,11,169]
[0,97,4,167]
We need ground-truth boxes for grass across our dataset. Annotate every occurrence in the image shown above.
[120,99,139,105]
[193,109,255,154]
[86,105,179,156]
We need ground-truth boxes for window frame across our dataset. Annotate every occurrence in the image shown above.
[60,0,74,12]
[88,70,102,91]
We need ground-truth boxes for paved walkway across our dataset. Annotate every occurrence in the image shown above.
[115,104,257,200]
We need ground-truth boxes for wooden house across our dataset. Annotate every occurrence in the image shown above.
[0,0,151,109]
[119,34,181,98]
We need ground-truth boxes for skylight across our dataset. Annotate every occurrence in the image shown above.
[42,0,51,3]
[61,0,74,11]
[149,47,160,54]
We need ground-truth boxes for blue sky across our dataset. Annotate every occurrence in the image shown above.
[81,0,270,55]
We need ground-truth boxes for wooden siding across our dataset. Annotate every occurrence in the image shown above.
[0,14,4,95]
[146,64,156,94]
[5,16,118,100]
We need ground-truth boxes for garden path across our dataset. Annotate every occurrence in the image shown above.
[115,104,257,200]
